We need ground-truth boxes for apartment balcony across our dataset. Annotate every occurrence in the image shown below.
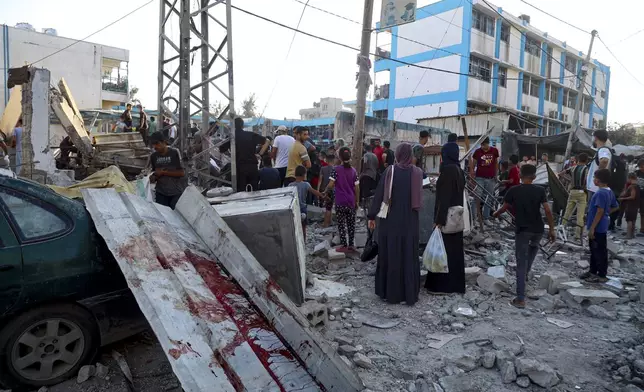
[102,76,128,94]
[374,84,390,100]
[375,47,391,61]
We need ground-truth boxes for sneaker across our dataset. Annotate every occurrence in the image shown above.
[579,271,595,280]
[596,276,609,283]
[510,298,526,309]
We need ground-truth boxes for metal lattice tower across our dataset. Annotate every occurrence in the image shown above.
[157,0,236,188]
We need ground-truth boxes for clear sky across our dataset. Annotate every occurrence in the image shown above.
[2,0,642,125]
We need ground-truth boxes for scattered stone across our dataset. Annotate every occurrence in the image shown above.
[495,350,516,370]
[477,302,490,312]
[353,312,402,329]
[557,281,584,291]
[329,315,336,321]
[451,304,477,318]
[485,251,508,266]
[334,336,354,346]
[634,359,644,373]
[526,289,548,299]
[331,235,341,246]
[515,358,560,388]
[535,295,567,311]
[327,248,346,261]
[318,293,329,304]
[492,336,524,356]
[443,365,464,376]
[476,274,510,294]
[577,259,590,269]
[77,365,96,384]
[482,351,496,369]
[617,365,632,379]
[623,385,644,392]
[561,288,620,310]
[516,376,531,388]
[546,317,573,329]
[339,355,353,368]
[328,306,343,316]
[312,240,330,256]
[351,320,363,328]
[38,387,49,392]
[341,312,348,319]
[351,298,361,306]
[338,345,358,356]
[299,301,328,327]
[450,322,465,331]
[561,259,576,268]
[392,369,417,381]
[539,270,570,295]
[427,333,459,349]
[353,353,374,369]
[407,381,417,392]
[452,354,480,372]
[95,362,109,379]
[585,304,618,320]
[465,267,482,285]
[486,266,506,280]
[612,260,621,268]
[500,361,517,383]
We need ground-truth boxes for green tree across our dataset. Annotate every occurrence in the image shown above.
[238,93,258,118]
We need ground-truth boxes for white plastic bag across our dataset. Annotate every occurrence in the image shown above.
[463,190,472,237]
[423,228,449,273]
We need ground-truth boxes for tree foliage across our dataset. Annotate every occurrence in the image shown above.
[607,123,644,146]
[238,93,258,118]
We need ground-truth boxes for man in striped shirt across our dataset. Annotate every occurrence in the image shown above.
[563,153,589,241]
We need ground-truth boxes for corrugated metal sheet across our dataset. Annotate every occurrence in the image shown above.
[82,188,324,392]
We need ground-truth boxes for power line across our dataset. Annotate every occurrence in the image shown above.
[518,0,591,35]
[291,0,361,26]
[611,28,644,46]
[28,0,154,66]
[596,34,644,87]
[231,4,569,82]
[257,0,311,120]
[396,0,465,120]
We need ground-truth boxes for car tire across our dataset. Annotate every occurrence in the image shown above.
[0,303,100,390]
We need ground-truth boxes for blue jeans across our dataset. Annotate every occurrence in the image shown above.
[476,177,496,219]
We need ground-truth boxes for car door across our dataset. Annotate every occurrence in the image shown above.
[0,204,22,316]
[0,187,80,305]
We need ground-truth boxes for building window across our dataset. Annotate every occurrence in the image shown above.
[470,56,492,82]
[583,96,591,113]
[524,37,541,57]
[546,83,558,102]
[500,24,510,43]
[473,9,495,37]
[498,67,507,87]
[564,55,577,74]
[469,56,492,83]
[566,90,577,108]
[600,89,606,99]
[522,75,540,97]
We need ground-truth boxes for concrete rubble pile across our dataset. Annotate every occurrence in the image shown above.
[302,213,644,392]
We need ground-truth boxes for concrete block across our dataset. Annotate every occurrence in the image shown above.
[538,270,570,295]
[464,267,482,285]
[476,274,510,294]
[299,301,328,328]
[328,248,346,261]
[312,240,330,256]
[212,188,307,305]
[486,266,506,281]
[557,281,584,291]
[561,288,620,310]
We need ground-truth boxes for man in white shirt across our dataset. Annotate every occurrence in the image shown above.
[271,125,295,185]
[587,129,612,197]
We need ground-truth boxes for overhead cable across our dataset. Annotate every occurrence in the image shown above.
[518,0,591,35]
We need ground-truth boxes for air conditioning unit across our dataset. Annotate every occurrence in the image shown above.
[521,105,531,112]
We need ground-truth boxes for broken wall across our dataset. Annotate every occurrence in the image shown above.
[21,68,54,179]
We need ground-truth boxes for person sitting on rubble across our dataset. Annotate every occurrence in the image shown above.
[137,105,149,145]
[493,164,556,309]
[149,132,188,209]
[56,136,82,169]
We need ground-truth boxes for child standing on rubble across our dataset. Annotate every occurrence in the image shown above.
[581,169,619,283]
[290,165,326,239]
[619,173,640,239]
[324,147,359,253]
[493,164,556,309]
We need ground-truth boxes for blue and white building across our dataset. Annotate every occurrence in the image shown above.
[368,0,610,135]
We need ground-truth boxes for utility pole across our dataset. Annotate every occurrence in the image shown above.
[351,0,374,171]
[564,29,597,159]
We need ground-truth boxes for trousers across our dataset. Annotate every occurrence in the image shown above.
[589,232,608,278]
[563,189,587,239]
[515,231,542,300]
[475,177,496,219]
[336,205,356,247]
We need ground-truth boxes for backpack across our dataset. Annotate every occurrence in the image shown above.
[593,147,626,192]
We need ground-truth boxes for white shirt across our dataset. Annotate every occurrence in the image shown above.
[587,147,612,193]
[170,126,177,139]
[273,134,295,168]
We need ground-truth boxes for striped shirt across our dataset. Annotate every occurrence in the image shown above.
[571,165,588,190]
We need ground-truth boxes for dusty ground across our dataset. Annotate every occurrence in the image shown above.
[41,215,644,392]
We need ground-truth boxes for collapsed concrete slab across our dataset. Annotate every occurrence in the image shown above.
[21,68,54,179]
[0,85,22,139]
[209,188,307,305]
[50,86,93,160]
[180,186,363,391]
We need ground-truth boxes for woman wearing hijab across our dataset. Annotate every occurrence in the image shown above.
[368,143,424,305]
[425,140,466,294]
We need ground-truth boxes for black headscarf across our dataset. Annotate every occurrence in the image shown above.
[441,142,460,167]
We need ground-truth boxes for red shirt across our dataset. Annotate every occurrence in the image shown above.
[473,147,499,178]
[507,166,520,188]
[373,146,384,166]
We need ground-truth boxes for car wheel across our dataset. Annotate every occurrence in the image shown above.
[0,303,99,389]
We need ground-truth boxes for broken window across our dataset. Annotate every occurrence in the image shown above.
[469,56,492,83]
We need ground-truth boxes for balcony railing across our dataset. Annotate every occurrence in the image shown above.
[374,84,389,100]
[102,76,128,94]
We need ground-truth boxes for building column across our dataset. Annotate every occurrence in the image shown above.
[556,86,564,134]
[589,67,596,128]
[517,72,524,111]
[387,25,398,121]
[491,63,499,107]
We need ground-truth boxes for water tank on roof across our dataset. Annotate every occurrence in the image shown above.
[42,28,58,36]
[15,23,36,32]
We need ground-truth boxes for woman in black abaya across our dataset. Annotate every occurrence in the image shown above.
[425,141,466,294]
[368,143,424,305]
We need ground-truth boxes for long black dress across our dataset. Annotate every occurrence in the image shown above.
[368,167,420,305]
[424,164,466,294]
